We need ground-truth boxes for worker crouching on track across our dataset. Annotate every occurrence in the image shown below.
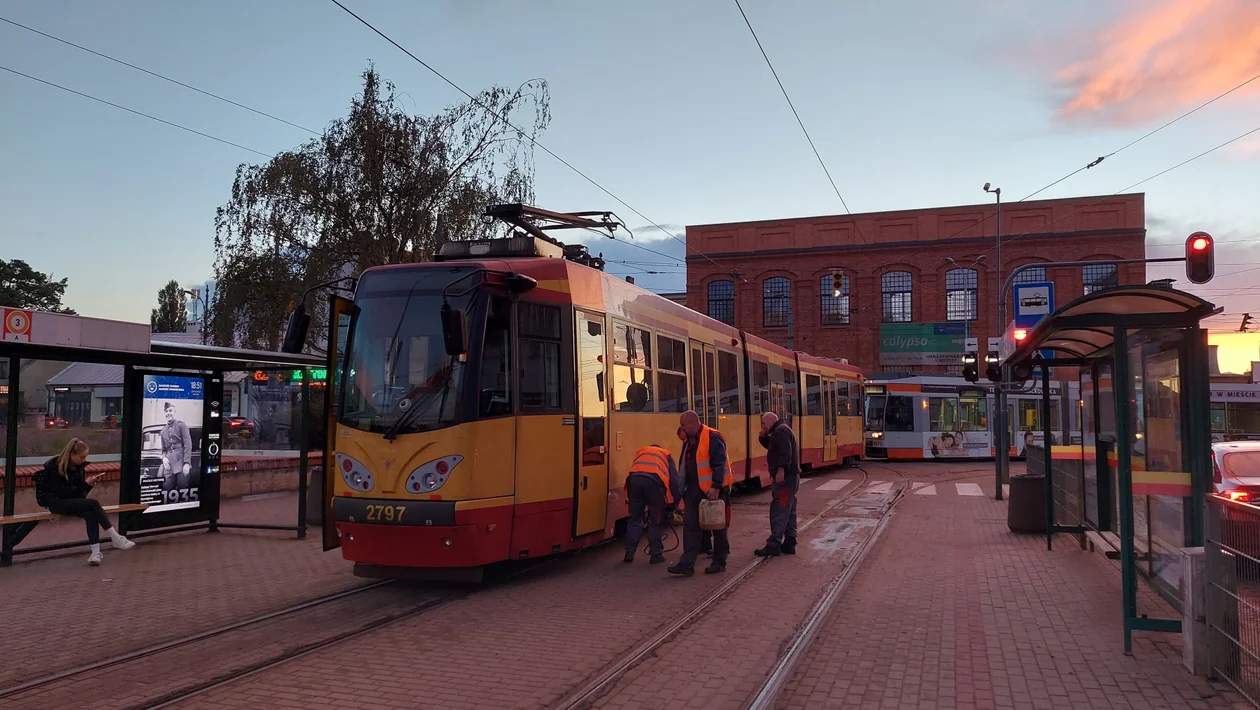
[755,412,800,557]
[624,443,682,564]
[669,410,731,577]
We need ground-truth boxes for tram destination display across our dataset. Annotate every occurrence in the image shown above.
[140,375,205,513]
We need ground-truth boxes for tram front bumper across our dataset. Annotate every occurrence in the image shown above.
[333,497,512,568]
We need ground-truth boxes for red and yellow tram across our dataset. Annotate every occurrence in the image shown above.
[315,206,863,579]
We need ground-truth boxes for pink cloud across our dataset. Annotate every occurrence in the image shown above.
[1055,0,1260,126]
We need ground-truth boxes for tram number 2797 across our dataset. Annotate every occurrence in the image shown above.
[364,504,406,522]
[163,488,200,504]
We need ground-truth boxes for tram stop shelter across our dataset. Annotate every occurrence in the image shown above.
[999,283,1219,654]
[1,308,323,566]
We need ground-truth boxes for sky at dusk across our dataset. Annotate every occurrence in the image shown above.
[2,0,1259,364]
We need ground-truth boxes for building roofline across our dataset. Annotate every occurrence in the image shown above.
[685,192,1145,232]
[684,226,1146,262]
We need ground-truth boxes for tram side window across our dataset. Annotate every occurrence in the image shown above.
[806,375,822,416]
[958,397,987,431]
[751,360,770,415]
[613,323,654,412]
[929,398,958,431]
[656,334,688,413]
[849,382,862,419]
[519,303,562,410]
[782,367,797,424]
[1211,403,1226,435]
[479,296,513,417]
[886,395,915,432]
[718,350,742,414]
[1018,399,1061,434]
[837,381,851,416]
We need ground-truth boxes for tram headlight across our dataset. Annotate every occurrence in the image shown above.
[405,455,463,495]
[336,453,374,492]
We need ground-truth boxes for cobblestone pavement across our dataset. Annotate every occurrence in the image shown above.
[0,492,358,688]
[4,463,1249,710]
[159,468,875,710]
[776,472,1250,710]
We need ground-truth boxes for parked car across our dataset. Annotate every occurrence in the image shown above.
[225,416,256,440]
[1213,441,1260,503]
[1212,441,1260,582]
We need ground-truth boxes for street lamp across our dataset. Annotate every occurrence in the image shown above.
[984,182,1007,500]
[181,288,206,345]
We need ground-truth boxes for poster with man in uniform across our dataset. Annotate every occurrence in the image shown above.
[140,375,204,513]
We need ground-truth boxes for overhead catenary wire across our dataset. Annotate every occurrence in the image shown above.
[328,0,747,281]
[0,15,320,135]
[732,0,859,224]
[0,64,274,158]
[1019,68,1260,202]
[965,118,1260,265]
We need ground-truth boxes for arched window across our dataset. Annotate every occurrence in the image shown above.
[1083,263,1118,294]
[945,268,977,321]
[763,277,792,327]
[707,280,734,325]
[820,273,850,325]
[881,271,912,323]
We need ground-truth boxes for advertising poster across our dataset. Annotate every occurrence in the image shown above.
[141,375,204,513]
[879,322,968,367]
[923,430,990,458]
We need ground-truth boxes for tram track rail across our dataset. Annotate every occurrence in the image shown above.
[550,464,886,710]
[744,464,910,710]
[0,579,394,701]
[0,556,559,710]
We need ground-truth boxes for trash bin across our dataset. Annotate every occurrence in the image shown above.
[307,466,323,526]
[1007,473,1046,534]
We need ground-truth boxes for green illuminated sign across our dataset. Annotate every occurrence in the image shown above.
[290,368,328,382]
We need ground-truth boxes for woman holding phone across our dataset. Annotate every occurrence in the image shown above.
[34,438,136,565]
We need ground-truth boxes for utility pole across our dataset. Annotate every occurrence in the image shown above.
[985,183,1007,500]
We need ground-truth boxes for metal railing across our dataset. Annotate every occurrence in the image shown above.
[1206,494,1260,707]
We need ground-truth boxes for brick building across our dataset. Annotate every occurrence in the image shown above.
[684,193,1147,375]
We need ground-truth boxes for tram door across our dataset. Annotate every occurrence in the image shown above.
[689,341,719,428]
[574,311,609,537]
[322,295,355,552]
[822,378,837,463]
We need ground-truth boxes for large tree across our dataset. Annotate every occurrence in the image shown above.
[0,259,76,313]
[151,280,187,333]
[211,66,549,350]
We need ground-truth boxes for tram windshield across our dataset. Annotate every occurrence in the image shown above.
[340,266,478,436]
[864,395,886,432]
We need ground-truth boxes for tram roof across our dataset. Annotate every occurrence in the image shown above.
[1004,283,1220,364]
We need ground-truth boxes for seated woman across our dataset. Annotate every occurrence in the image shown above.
[34,438,136,566]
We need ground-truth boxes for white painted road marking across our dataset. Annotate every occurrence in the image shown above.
[955,483,984,496]
[815,478,854,492]
[914,484,937,495]
[866,481,894,494]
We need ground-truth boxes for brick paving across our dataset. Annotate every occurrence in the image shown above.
[4,462,1251,710]
[0,492,357,689]
[777,472,1250,710]
[162,469,872,710]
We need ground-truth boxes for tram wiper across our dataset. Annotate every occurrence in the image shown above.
[381,358,456,441]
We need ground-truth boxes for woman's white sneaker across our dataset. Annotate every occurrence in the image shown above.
[108,530,135,550]
[88,551,102,566]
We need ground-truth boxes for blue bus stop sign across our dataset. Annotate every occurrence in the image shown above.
[1013,282,1056,367]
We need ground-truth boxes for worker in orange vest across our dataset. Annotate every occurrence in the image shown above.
[669,410,732,576]
[624,443,681,564]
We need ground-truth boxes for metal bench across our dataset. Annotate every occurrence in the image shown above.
[0,504,150,548]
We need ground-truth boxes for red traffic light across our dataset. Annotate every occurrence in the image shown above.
[1185,231,1215,284]
[1013,328,1028,341]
